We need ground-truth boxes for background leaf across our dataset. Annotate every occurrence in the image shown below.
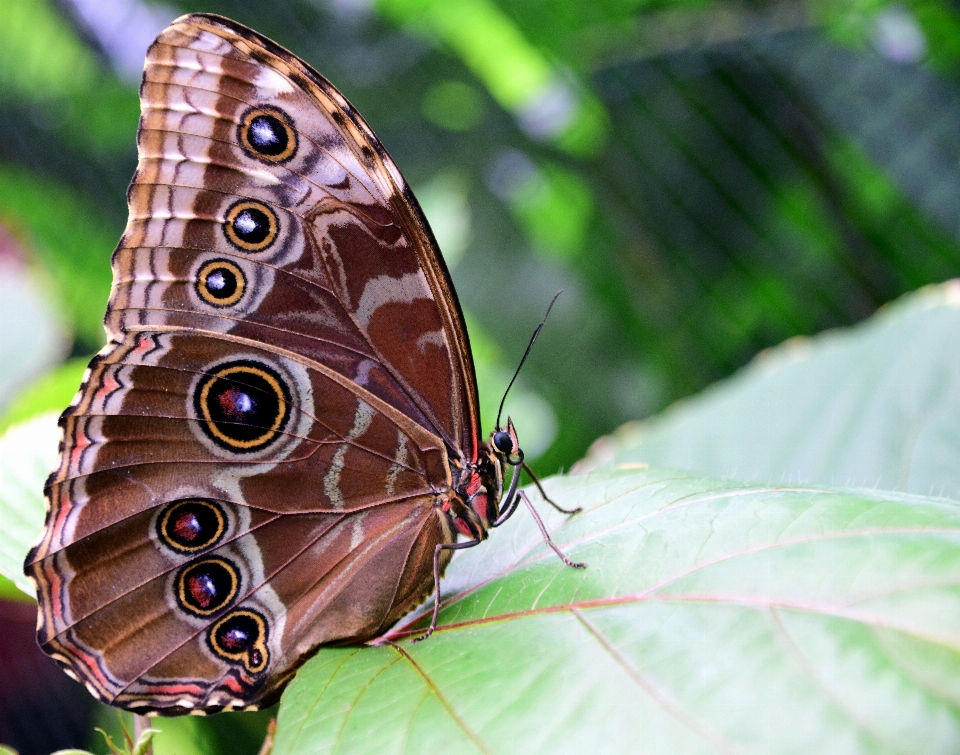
[272,469,960,755]
[0,412,58,598]
[7,0,960,477]
[0,358,87,433]
[576,281,960,498]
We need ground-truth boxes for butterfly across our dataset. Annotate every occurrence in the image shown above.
[24,13,583,715]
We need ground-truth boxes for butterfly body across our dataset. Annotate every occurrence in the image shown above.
[24,13,527,715]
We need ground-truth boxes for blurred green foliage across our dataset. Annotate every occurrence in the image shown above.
[0,358,87,433]
[2,0,960,752]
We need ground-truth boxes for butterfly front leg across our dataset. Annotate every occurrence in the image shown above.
[491,431,585,568]
[515,490,586,570]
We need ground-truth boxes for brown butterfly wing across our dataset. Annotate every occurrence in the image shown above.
[25,14,473,713]
[116,13,480,458]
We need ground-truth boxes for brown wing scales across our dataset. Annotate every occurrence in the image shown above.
[25,12,484,714]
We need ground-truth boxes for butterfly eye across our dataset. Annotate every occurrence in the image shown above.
[493,430,514,455]
[223,200,279,252]
[197,259,246,306]
[239,106,297,163]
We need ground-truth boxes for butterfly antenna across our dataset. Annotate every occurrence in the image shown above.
[495,290,563,430]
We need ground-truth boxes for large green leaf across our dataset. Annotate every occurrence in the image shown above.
[272,469,960,755]
[575,281,960,498]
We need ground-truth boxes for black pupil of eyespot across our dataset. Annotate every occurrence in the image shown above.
[174,511,201,540]
[232,208,270,245]
[218,615,259,650]
[166,502,220,549]
[494,431,513,454]
[205,267,237,299]
[247,114,288,156]
[205,372,282,441]
[183,561,233,610]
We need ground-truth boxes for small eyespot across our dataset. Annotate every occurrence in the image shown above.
[197,259,246,307]
[176,557,240,617]
[209,609,269,674]
[493,430,514,455]
[223,200,279,252]
[238,106,297,163]
[158,499,226,553]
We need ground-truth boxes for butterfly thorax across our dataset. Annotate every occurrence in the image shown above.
[445,443,504,540]
[447,414,526,536]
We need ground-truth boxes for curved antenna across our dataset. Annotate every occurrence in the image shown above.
[495,290,563,430]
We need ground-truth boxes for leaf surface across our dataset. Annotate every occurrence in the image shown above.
[272,469,960,755]
[0,411,58,597]
[575,282,960,498]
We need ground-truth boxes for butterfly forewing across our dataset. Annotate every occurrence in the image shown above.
[120,14,479,455]
[25,13,477,714]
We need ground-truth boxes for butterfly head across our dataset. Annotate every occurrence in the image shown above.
[491,417,522,466]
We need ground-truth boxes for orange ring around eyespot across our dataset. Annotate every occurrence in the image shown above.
[223,200,279,252]
[176,557,240,617]
[158,499,226,554]
[197,364,289,450]
[197,259,246,307]
[238,106,297,164]
[209,609,269,673]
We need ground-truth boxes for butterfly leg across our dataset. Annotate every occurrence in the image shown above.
[412,537,483,643]
[519,490,586,569]
[522,462,582,516]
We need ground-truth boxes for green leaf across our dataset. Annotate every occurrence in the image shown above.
[2,283,957,754]
[376,0,607,154]
[0,411,59,597]
[0,165,115,349]
[0,0,98,99]
[576,281,960,499]
[272,468,960,755]
[0,573,32,602]
[0,357,88,433]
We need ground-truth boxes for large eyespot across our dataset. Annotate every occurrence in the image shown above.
[194,360,291,452]
[197,259,246,307]
[158,499,226,554]
[176,557,240,617]
[223,200,279,252]
[209,609,269,674]
[238,106,297,163]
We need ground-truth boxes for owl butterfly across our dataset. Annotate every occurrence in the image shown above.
[24,13,583,715]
